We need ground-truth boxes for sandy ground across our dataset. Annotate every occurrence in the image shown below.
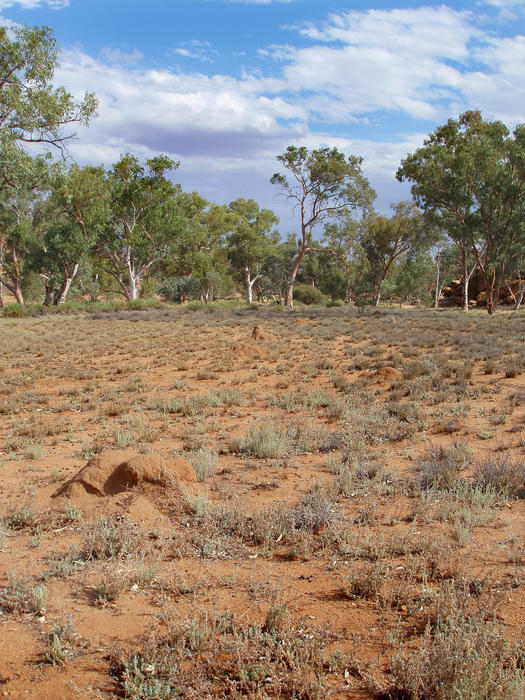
[0,304,523,698]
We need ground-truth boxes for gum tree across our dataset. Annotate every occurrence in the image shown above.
[271,146,374,306]
[321,215,364,302]
[360,201,432,307]
[35,164,109,304]
[0,152,51,305]
[0,23,97,304]
[0,24,96,185]
[225,198,279,303]
[397,111,525,314]
[98,154,179,300]
[163,192,231,302]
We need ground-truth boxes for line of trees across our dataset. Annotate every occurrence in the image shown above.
[0,25,523,313]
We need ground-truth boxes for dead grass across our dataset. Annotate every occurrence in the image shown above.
[0,306,523,698]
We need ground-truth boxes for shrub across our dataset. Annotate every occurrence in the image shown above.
[0,574,47,614]
[157,277,199,303]
[2,303,40,318]
[474,456,525,498]
[79,514,149,561]
[43,618,79,665]
[188,447,218,482]
[387,614,525,700]
[417,443,472,490]
[113,611,331,699]
[238,420,292,458]
[292,283,327,305]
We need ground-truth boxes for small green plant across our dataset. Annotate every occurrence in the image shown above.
[417,443,472,490]
[0,574,47,615]
[238,420,291,458]
[79,514,149,561]
[188,447,218,482]
[474,456,525,498]
[94,573,127,605]
[180,485,210,516]
[345,561,388,600]
[43,617,79,666]
[387,613,525,700]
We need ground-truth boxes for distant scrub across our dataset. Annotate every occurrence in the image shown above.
[1,298,166,318]
[292,284,327,305]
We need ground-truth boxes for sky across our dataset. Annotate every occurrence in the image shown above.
[2,0,525,234]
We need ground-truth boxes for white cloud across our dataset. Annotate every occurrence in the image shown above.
[0,0,69,8]
[43,4,525,221]
[99,48,144,67]
[481,0,525,6]
[172,40,219,64]
[56,49,305,163]
[280,7,481,123]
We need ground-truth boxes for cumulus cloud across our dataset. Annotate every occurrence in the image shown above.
[281,7,481,123]
[56,49,305,164]
[47,4,525,219]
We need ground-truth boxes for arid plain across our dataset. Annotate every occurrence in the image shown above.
[0,304,523,699]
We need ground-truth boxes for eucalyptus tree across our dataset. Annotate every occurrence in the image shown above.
[162,191,231,301]
[259,237,297,304]
[225,197,279,303]
[99,154,179,300]
[0,152,51,304]
[0,24,96,152]
[397,110,525,314]
[321,215,363,301]
[360,201,431,306]
[432,238,461,309]
[504,237,525,309]
[0,23,97,212]
[393,254,435,306]
[271,146,374,306]
[33,164,110,304]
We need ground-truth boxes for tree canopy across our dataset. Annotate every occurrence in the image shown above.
[397,110,525,313]
[271,146,375,305]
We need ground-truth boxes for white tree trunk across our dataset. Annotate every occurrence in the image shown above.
[0,245,4,308]
[244,268,262,304]
[434,258,441,309]
[55,263,80,305]
[515,285,525,310]
[126,255,139,300]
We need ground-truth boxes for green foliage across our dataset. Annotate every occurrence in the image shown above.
[271,145,375,305]
[0,24,96,158]
[360,201,434,304]
[157,276,199,303]
[292,283,327,305]
[2,303,32,318]
[224,197,279,301]
[98,154,180,300]
[398,110,525,313]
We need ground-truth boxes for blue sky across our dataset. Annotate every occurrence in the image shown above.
[2,0,525,233]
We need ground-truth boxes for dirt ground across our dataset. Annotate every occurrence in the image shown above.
[0,304,523,698]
